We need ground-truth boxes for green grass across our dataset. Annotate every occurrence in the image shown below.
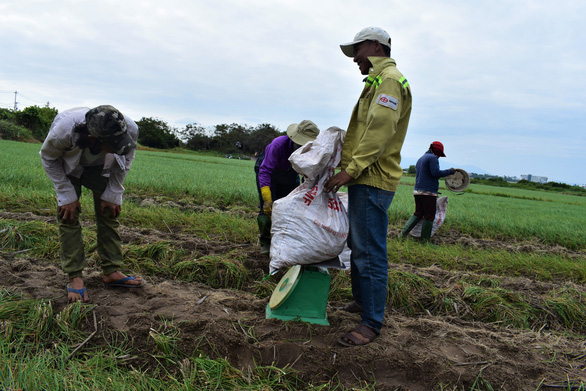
[461,284,536,328]
[1,140,586,390]
[544,285,586,329]
[386,269,441,315]
[171,253,250,289]
[330,266,586,334]
[389,239,586,284]
[0,219,61,258]
[391,178,586,250]
[0,289,346,391]
[3,140,585,249]
[127,149,259,207]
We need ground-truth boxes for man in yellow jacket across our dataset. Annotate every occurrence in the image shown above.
[325,27,412,347]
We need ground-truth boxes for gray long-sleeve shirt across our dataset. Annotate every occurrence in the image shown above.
[40,107,138,206]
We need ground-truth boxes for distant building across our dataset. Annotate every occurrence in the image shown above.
[521,174,548,184]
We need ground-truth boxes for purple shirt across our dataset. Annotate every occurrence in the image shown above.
[258,135,296,188]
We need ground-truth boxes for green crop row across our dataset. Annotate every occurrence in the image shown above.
[2,140,584,249]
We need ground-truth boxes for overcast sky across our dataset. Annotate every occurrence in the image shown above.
[1,0,584,185]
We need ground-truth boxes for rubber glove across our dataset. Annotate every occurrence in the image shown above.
[260,186,273,215]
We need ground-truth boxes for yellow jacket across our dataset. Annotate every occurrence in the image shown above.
[341,56,412,192]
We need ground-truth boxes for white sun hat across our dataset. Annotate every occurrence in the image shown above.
[340,26,392,57]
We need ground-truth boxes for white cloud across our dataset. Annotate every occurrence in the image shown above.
[1,0,584,184]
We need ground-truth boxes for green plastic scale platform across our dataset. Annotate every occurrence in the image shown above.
[266,265,331,325]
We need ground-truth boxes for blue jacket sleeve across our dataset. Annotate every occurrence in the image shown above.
[429,157,452,178]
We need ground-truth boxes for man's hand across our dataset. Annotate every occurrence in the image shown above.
[58,201,82,223]
[100,200,121,218]
[324,170,353,193]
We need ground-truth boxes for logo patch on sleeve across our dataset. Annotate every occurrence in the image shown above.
[376,93,399,110]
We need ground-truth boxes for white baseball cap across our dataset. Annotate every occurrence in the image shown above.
[340,27,392,57]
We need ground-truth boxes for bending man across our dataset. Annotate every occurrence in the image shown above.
[255,120,319,255]
[40,105,143,303]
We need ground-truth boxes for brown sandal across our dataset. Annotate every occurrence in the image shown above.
[336,301,363,313]
[337,324,378,347]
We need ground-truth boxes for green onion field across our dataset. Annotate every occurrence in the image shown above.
[1,139,585,390]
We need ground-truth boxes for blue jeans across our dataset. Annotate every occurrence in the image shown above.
[348,184,395,332]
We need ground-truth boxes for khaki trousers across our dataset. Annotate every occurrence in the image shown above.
[58,165,123,278]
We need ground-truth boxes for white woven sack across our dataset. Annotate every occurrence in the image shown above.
[269,127,348,273]
[289,126,345,184]
[337,192,351,270]
[409,196,448,238]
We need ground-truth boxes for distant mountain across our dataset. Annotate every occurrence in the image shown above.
[446,163,489,175]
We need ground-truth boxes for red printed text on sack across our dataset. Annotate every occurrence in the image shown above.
[303,185,319,206]
[327,198,341,212]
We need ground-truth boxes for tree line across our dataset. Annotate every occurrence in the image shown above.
[2,105,583,195]
[469,176,585,195]
[0,105,283,156]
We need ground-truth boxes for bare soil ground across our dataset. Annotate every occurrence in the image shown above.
[1,211,586,390]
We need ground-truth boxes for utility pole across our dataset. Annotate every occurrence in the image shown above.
[13,90,18,111]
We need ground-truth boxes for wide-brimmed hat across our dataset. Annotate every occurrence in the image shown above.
[85,105,136,155]
[286,120,320,146]
[445,169,470,192]
[340,26,392,57]
[431,141,446,157]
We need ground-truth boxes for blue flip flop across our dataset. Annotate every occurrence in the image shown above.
[104,276,143,288]
[66,284,88,302]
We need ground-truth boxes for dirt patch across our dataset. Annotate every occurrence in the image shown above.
[1,211,586,390]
